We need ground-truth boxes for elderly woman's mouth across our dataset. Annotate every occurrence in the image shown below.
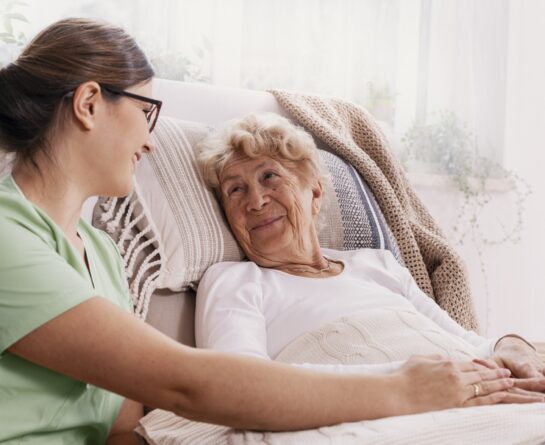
[251,216,284,231]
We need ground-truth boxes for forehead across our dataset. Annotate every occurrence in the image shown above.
[221,156,282,181]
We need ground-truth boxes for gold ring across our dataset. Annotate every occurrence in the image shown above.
[472,383,481,397]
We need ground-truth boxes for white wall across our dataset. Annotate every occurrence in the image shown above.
[500,0,545,342]
[411,0,545,342]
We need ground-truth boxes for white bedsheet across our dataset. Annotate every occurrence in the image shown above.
[136,403,545,445]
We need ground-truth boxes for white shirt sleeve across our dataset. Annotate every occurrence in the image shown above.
[196,261,405,375]
[195,262,269,359]
[381,250,497,358]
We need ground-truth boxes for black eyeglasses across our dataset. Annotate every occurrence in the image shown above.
[101,85,162,133]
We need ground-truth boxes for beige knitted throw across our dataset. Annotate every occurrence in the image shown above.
[269,90,478,332]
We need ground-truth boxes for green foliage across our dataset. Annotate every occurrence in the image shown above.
[403,111,523,192]
[366,81,397,125]
[0,0,27,46]
[403,111,500,194]
[148,36,211,83]
[401,111,532,309]
[0,0,28,69]
[367,82,396,108]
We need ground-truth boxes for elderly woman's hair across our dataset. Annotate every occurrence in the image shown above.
[198,112,324,189]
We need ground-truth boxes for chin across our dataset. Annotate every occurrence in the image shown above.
[115,182,134,198]
[251,239,289,258]
[99,177,134,198]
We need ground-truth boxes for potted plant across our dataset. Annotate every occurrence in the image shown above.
[0,0,28,67]
[401,111,531,307]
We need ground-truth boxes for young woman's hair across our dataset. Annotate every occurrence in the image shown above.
[0,18,154,168]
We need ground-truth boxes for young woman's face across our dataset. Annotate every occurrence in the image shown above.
[90,81,156,197]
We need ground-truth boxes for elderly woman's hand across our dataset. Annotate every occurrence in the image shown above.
[491,336,545,379]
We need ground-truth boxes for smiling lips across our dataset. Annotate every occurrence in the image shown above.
[250,215,284,231]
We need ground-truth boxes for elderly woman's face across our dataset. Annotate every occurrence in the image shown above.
[219,155,322,264]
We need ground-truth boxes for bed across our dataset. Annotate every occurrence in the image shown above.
[87,78,545,444]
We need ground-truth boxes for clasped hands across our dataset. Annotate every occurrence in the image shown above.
[475,335,545,399]
[399,337,545,413]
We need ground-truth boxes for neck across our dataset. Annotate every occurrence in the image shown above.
[249,231,328,272]
[12,161,87,240]
[281,250,329,271]
[280,256,331,274]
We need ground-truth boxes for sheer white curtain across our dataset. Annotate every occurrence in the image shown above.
[7,0,543,337]
[422,0,509,163]
[9,0,508,160]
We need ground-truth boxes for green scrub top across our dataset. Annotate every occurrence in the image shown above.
[0,174,133,444]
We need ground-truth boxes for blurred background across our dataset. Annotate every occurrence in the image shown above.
[2,0,544,340]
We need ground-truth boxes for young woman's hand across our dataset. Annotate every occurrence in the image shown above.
[395,355,515,413]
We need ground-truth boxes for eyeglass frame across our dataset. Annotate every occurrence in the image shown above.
[100,85,163,133]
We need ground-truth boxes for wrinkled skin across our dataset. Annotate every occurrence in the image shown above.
[474,337,545,395]
[219,154,327,271]
[492,337,545,379]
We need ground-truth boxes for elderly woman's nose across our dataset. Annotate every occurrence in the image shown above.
[247,185,269,211]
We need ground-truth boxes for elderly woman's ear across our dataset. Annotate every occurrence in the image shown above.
[311,179,324,216]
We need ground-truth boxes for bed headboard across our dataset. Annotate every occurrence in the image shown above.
[82,78,289,222]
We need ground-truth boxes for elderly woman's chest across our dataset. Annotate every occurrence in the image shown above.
[261,265,413,322]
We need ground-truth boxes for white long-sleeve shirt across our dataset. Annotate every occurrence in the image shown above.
[196,248,496,374]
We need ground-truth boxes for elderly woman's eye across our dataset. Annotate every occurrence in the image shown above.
[229,186,243,195]
[263,171,278,180]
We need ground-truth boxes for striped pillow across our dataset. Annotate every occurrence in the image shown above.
[93,117,401,318]
[318,150,403,262]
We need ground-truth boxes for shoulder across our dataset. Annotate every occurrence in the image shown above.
[0,178,37,226]
[197,260,263,302]
[201,260,262,284]
[0,190,53,258]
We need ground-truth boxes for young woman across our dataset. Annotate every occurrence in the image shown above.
[0,18,524,444]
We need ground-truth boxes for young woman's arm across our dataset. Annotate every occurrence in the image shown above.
[9,296,513,431]
[105,398,144,445]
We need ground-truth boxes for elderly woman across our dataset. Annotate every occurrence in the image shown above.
[196,112,545,410]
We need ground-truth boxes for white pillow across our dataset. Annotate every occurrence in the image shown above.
[93,116,401,318]
[135,118,244,291]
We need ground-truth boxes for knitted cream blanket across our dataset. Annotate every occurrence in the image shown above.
[269,90,478,332]
[136,405,545,445]
[135,311,545,444]
[274,308,479,365]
